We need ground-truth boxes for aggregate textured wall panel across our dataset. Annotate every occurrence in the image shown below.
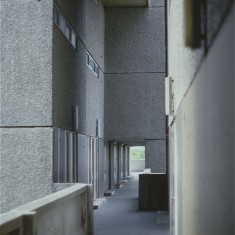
[145,140,166,173]
[53,34,87,132]
[105,73,165,141]
[0,0,53,126]
[0,128,53,213]
[53,0,104,134]
[172,5,234,234]
[105,7,165,73]
[86,70,104,138]
[86,0,105,71]
[54,0,86,42]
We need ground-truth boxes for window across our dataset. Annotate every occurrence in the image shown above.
[53,5,77,49]
[86,53,99,78]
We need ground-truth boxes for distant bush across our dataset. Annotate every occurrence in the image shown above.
[130,147,145,160]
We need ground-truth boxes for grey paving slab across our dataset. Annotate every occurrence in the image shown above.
[94,172,170,235]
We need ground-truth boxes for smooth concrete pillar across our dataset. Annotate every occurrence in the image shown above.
[145,140,166,173]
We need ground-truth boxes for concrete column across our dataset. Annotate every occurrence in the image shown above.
[109,142,115,189]
[123,146,126,179]
[98,139,105,198]
[145,140,166,173]
[77,133,88,183]
[127,146,130,176]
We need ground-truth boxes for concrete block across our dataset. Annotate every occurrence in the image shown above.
[145,140,166,173]
[105,73,166,142]
[0,0,53,126]
[105,7,165,73]
[139,174,168,211]
[0,128,53,213]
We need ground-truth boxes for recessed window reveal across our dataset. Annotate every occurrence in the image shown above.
[53,5,77,49]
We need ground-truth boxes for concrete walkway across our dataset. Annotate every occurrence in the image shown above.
[94,172,170,235]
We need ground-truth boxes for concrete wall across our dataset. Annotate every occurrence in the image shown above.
[104,6,166,143]
[0,0,53,127]
[105,7,165,73]
[0,185,93,235]
[145,140,166,173]
[53,0,104,137]
[0,0,53,213]
[131,160,145,172]
[168,1,235,234]
[0,128,53,213]
[105,74,165,142]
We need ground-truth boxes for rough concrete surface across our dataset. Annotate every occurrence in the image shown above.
[145,140,166,173]
[1,0,53,126]
[105,7,165,73]
[0,128,53,213]
[105,73,166,142]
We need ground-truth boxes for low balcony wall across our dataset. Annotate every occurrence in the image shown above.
[0,184,93,235]
[131,160,145,172]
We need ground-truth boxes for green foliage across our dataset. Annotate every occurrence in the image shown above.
[130,147,145,160]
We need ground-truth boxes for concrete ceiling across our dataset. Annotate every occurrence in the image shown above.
[102,0,147,7]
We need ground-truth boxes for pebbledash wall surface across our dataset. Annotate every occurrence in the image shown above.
[0,0,166,213]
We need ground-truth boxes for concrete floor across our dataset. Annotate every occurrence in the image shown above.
[94,172,170,235]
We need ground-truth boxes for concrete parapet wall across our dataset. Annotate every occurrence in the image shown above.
[0,184,93,235]
[131,160,145,172]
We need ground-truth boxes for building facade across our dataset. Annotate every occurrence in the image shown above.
[0,0,166,213]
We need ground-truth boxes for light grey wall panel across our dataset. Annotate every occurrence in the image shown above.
[105,7,165,73]
[1,0,53,126]
[167,0,204,112]
[105,73,165,141]
[0,128,53,213]
[145,140,166,173]
[171,4,234,234]
[167,0,234,112]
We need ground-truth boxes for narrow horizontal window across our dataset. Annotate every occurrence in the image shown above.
[86,53,100,78]
[53,5,77,49]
